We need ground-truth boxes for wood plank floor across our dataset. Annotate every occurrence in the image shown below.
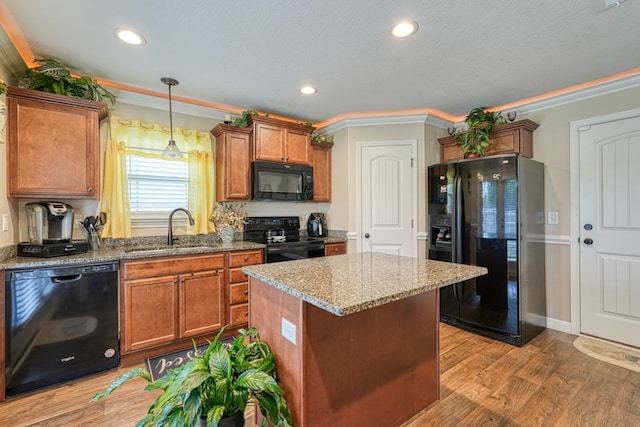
[1,323,639,426]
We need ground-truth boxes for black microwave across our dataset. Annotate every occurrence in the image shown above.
[252,161,314,201]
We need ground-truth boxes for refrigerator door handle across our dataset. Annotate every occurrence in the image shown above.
[452,283,460,301]
[453,170,463,263]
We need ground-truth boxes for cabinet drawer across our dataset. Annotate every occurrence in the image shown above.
[325,242,347,256]
[229,250,263,267]
[229,267,249,284]
[124,254,225,280]
[229,303,249,326]
[230,283,249,304]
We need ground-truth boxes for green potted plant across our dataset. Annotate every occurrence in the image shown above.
[209,202,247,243]
[311,132,334,144]
[453,107,505,158]
[93,327,292,427]
[231,109,261,127]
[18,57,116,104]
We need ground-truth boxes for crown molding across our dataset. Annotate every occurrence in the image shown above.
[0,24,26,82]
[320,113,451,134]
[508,72,640,117]
[112,89,228,120]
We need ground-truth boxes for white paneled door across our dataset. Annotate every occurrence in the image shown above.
[579,115,640,348]
[360,141,416,256]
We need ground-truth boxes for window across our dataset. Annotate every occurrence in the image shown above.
[126,154,189,223]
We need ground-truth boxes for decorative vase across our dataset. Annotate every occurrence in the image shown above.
[220,225,235,243]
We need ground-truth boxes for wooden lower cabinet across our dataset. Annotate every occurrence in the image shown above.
[325,241,347,256]
[228,249,263,327]
[123,275,179,352]
[180,270,225,337]
[122,254,225,354]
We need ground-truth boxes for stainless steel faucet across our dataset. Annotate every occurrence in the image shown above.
[167,208,195,245]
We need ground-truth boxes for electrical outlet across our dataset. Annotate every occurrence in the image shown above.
[547,211,559,225]
[281,318,297,345]
[2,214,8,232]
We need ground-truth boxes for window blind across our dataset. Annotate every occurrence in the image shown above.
[126,154,189,212]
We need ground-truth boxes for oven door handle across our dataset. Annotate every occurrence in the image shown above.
[282,252,306,260]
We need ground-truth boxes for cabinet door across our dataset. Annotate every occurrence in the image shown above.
[285,128,310,165]
[311,142,332,201]
[180,270,225,337]
[253,122,285,162]
[214,126,251,200]
[123,276,179,353]
[6,89,106,199]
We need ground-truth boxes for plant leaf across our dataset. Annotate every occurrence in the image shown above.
[92,368,150,400]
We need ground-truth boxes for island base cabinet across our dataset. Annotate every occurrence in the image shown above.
[249,278,440,427]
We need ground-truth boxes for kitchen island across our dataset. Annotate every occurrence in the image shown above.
[243,252,487,427]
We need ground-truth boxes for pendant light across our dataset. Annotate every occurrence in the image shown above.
[161,77,182,158]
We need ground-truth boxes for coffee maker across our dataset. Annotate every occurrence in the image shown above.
[18,201,88,257]
[307,212,328,238]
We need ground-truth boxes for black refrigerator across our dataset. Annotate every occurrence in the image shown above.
[428,154,546,346]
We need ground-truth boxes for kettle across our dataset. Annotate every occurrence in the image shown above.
[307,213,328,238]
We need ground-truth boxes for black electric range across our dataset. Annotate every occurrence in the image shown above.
[243,216,325,263]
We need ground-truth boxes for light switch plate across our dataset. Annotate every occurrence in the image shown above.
[547,211,559,225]
[2,214,8,232]
[281,318,297,345]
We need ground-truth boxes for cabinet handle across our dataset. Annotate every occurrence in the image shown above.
[244,257,249,262]
[86,186,93,193]
[244,290,249,295]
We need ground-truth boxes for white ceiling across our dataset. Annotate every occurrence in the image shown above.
[1,0,639,124]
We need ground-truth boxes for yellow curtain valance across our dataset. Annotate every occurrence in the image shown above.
[109,115,212,153]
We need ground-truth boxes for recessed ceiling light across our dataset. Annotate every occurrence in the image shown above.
[115,29,146,45]
[300,86,317,95]
[391,21,418,38]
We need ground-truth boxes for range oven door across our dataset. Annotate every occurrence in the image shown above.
[265,241,325,263]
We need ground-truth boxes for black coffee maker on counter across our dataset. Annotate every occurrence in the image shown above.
[307,212,328,238]
[17,201,88,257]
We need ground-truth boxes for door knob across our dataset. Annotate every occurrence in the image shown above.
[583,238,593,245]
[364,233,370,238]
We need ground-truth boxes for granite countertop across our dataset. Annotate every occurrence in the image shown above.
[0,236,348,270]
[243,252,487,316]
[0,241,265,270]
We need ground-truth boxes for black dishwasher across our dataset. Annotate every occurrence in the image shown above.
[5,262,119,395]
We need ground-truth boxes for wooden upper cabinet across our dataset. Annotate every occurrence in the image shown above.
[248,115,314,165]
[6,87,108,199]
[437,119,539,163]
[311,140,333,202]
[212,124,252,200]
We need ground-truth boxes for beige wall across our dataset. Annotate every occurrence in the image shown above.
[0,61,18,248]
